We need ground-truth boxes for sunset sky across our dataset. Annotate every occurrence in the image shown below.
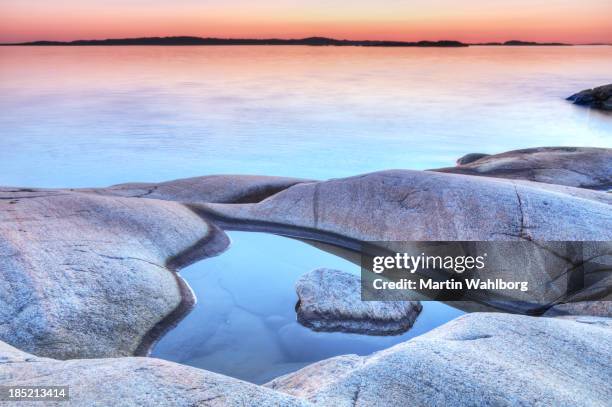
[1,0,611,44]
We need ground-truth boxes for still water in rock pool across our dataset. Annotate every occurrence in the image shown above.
[152,232,464,384]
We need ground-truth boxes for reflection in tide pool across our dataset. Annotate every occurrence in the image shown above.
[152,232,463,384]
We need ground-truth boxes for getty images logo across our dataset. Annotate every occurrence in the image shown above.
[372,252,487,274]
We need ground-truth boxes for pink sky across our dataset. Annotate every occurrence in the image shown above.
[1,0,611,44]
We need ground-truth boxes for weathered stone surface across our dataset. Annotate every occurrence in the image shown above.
[196,170,612,312]
[295,269,421,335]
[456,152,490,165]
[544,301,612,318]
[199,170,611,242]
[0,153,609,356]
[0,188,229,360]
[0,340,309,407]
[266,313,612,407]
[567,84,612,111]
[434,147,612,190]
[87,174,311,204]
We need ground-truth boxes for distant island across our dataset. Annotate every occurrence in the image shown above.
[2,36,468,47]
[1,36,587,48]
[473,40,571,46]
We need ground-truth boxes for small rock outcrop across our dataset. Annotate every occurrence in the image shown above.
[435,147,612,190]
[0,340,309,407]
[295,269,421,335]
[455,152,490,165]
[0,188,229,360]
[266,313,612,407]
[88,174,311,204]
[567,84,612,111]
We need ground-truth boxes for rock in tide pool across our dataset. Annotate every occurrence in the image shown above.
[266,313,612,407]
[434,147,612,190]
[567,84,612,111]
[87,174,311,204]
[295,269,421,335]
[0,188,229,360]
[0,340,309,407]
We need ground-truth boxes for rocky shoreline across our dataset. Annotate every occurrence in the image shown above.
[266,313,612,407]
[1,313,610,406]
[1,146,611,405]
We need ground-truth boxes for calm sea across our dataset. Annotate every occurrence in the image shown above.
[1,46,610,187]
[1,45,610,383]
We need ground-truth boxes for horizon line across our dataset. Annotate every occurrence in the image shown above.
[2,35,607,47]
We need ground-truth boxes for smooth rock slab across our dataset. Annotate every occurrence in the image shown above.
[266,313,612,407]
[0,188,229,360]
[199,169,612,242]
[567,84,612,111]
[434,147,612,190]
[88,174,311,204]
[295,269,421,335]
[0,340,309,407]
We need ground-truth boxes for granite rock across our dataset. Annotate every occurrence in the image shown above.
[434,147,612,190]
[455,153,490,165]
[0,340,309,407]
[0,188,229,359]
[196,170,611,312]
[88,174,311,204]
[567,84,612,111]
[198,169,611,242]
[266,313,612,407]
[295,268,422,335]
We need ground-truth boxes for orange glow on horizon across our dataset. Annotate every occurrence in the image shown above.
[1,1,611,44]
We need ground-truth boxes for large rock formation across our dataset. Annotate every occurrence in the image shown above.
[197,169,611,241]
[295,269,421,335]
[0,146,609,359]
[194,170,611,312]
[567,84,612,111]
[433,147,612,190]
[266,313,612,407]
[0,340,309,407]
[0,188,229,360]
